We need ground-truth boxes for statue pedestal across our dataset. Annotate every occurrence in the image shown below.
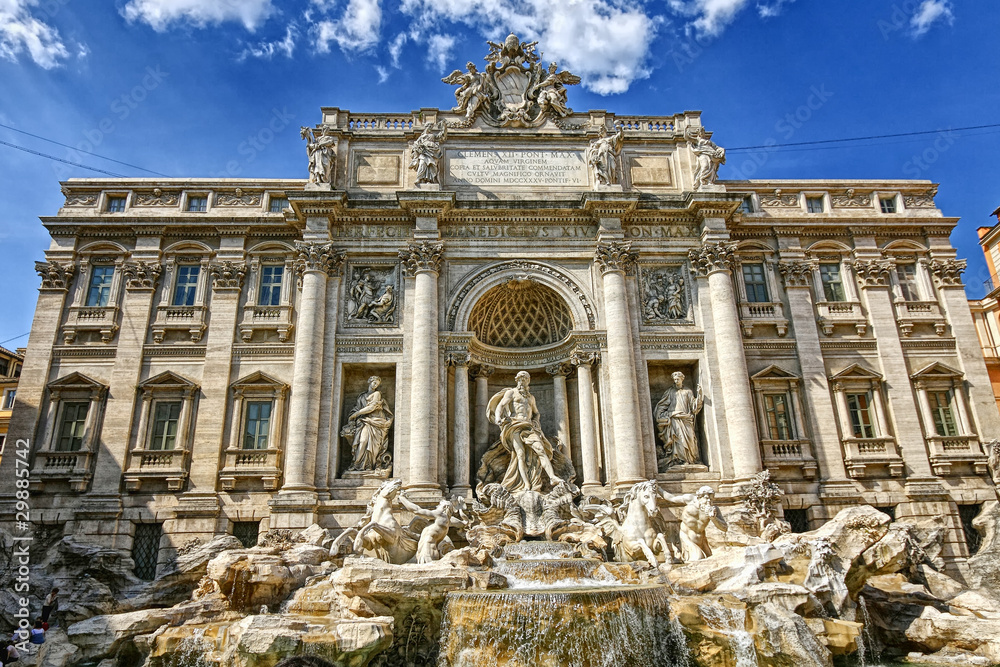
[592,184,624,193]
[342,468,391,481]
[304,182,333,191]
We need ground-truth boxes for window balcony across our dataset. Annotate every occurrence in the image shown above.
[62,305,120,344]
[816,301,867,336]
[893,300,947,337]
[239,304,294,343]
[760,439,818,479]
[738,301,789,337]
[123,448,190,492]
[219,447,282,490]
[843,436,904,478]
[151,304,207,343]
[30,450,94,492]
[925,435,990,477]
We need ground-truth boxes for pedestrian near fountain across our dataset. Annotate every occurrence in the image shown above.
[40,588,58,625]
[3,640,18,663]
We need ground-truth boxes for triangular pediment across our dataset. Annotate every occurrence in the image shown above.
[140,371,198,390]
[751,365,799,381]
[830,364,882,381]
[910,361,962,379]
[48,372,106,391]
[232,371,285,389]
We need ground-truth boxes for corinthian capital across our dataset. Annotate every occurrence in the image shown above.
[294,242,344,277]
[925,258,966,287]
[209,261,247,290]
[778,261,813,288]
[34,261,75,291]
[399,242,444,276]
[122,261,162,290]
[852,259,894,288]
[688,242,737,277]
[594,241,638,275]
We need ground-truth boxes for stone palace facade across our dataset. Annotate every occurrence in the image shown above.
[4,36,998,576]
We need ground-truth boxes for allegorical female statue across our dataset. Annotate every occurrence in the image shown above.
[654,371,704,469]
[341,376,393,472]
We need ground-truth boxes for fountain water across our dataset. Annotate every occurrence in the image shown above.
[855,595,883,667]
[437,542,690,666]
[698,602,758,667]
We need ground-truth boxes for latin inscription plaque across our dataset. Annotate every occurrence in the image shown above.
[446,149,587,187]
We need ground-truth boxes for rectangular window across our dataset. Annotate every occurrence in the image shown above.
[739,196,755,214]
[106,196,127,213]
[56,401,90,451]
[742,263,770,303]
[13,364,20,378]
[819,263,846,302]
[763,393,795,440]
[3,389,16,410]
[896,263,920,301]
[259,266,284,306]
[929,390,959,436]
[806,196,825,213]
[187,196,208,212]
[846,392,877,439]
[150,401,181,450]
[132,523,162,581]
[784,508,809,533]
[86,265,115,307]
[269,197,288,213]
[173,265,200,306]
[243,401,272,450]
[232,521,260,548]
[0,358,9,376]
[879,197,897,214]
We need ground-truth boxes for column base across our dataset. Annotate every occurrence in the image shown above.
[612,478,648,497]
[268,491,319,530]
[448,485,473,500]
[581,482,607,498]
[403,482,443,502]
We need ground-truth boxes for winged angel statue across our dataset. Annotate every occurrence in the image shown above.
[442,33,581,128]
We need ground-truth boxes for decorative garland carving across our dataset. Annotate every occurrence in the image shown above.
[594,241,638,275]
[294,242,345,277]
[688,242,737,276]
[903,189,937,209]
[831,189,871,208]
[778,261,813,287]
[215,189,261,207]
[35,261,75,290]
[209,261,247,290]
[925,258,965,286]
[852,259,894,287]
[399,242,444,276]
[122,261,162,290]
[62,191,98,207]
[759,190,799,208]
[133,189,179,207]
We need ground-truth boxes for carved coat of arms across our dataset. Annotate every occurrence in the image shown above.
[442,33,581,128]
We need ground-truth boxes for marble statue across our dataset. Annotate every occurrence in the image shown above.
[987,438,1000,483]
[409,122,446,185]
[657,485,727,562]
[442,62,490,121]
[300,126,336,185]
[594,480,671,565]
[688,127,726,190]
[655,371,704,469]
[586,125,624,186]
[530,62,579,118]
[330,479,418,564]
[410,498,467,564]
[341,376,393,473]
[487,371,564,493]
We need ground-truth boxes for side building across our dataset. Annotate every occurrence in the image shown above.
[0,346,24,458]
[970,210,1000,415]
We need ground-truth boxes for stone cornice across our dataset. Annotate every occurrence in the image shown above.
[396,191,456,218]
[582,193,640,218]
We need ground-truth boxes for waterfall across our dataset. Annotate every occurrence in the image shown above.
[698,602,758,667]
[856,595,883,667]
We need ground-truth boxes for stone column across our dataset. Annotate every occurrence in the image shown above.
[281,242,344,493]
[448,353,472,497]
[571,349,602,494]
[400,242,444,497]
[595,242,646,488]
[689,241,762,480]
[546,362,573,460]
[472,364,494,473]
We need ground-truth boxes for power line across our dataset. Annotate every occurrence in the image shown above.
[0,332,29,346]
[0,139,126,177]
[728,123,1000,152]
[0,122,168,176]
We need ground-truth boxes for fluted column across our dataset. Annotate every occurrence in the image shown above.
[281,242,344,492]
[546,362,573,458]
[571,349,602,493]
[689,242,762,479]
[400,242,444,495]
[472,364,495,472]
[448,353,472,498]
[595,241,645,488]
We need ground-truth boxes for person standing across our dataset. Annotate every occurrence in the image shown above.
[40,588,58,625]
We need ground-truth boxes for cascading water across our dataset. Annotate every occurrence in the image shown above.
[698,602,758,667]
[855,595,883,667]
[437,542,691,666]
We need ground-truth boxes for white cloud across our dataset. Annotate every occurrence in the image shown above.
[239,23,296,60]
[121,0,276,32]
[397,0,658,94]
[426,33,454,73]
[910,0,953,37]
[312,0,382,53]
[0,0,70,68]
[388,31,408,67]
[757,0,794,19]
[375,64,389,82]
[667,0,793,36]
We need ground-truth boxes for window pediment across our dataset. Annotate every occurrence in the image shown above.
[910,361,962,380]
[139,371,198,393]
[830,364,882,382]
[48,372,107,393]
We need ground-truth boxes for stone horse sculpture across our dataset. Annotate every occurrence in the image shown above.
[595,480,671,565]
[329,479,419,564]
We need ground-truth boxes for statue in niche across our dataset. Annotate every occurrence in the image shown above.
[655,371,704,470]
[657,486,727,562]
[479,371,573,495]
[586,125,624,186]
[688,127,726,190]
[341,376,393,473]
[345,268,396,324]
[300,126,337,185]
[409,122,447,185]
[642,267,687,323]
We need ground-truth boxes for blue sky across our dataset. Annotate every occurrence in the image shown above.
[0,0,997,347]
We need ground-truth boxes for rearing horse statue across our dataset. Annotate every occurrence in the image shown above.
[596,480,671,564]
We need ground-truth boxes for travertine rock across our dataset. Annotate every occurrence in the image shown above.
[751,601,833,667]
[968,501,1000,591]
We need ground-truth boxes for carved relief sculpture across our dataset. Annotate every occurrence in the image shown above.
[640,265,688,323]
[586,125,625,186]
[654,371,704,470]
[300,126,337,186]
[688,127,726,190]
[408,122,447,185]
[345,266,398,325]
[341,375,394,473]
